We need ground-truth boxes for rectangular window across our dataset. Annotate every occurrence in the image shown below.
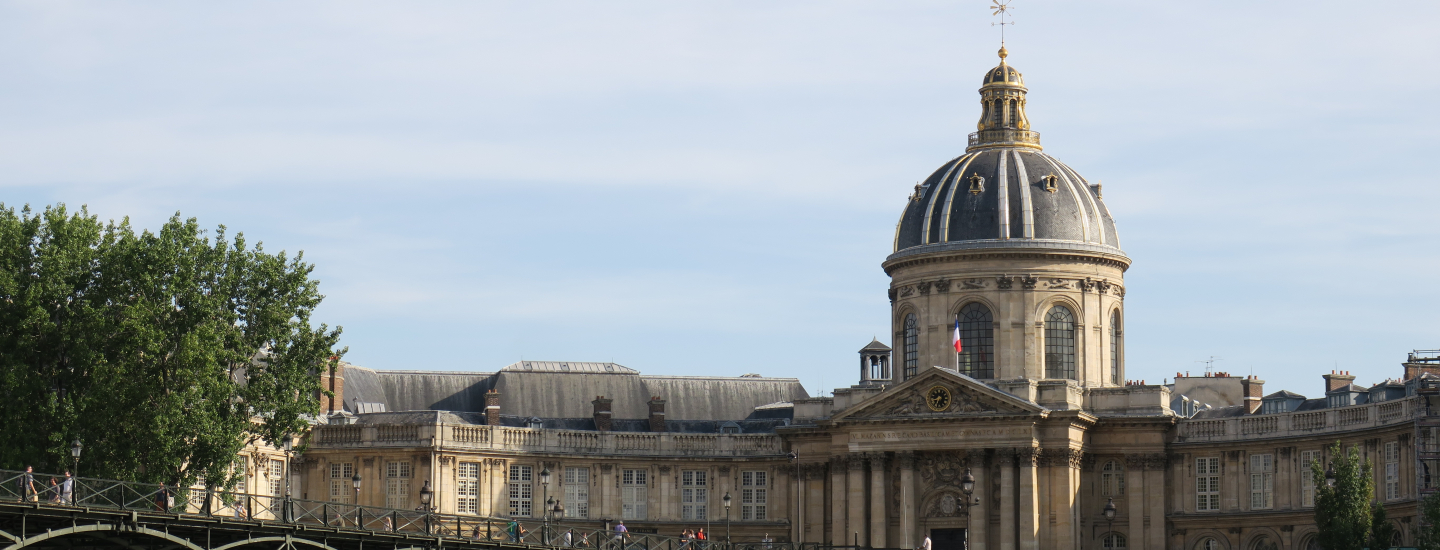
[458,462,480,515]
[1101,461,1124,497]
[386,461,412,510]
[621,469,648,520]
[1386,442,1400,501]
[741,470,767,520]
[269,460,284,508]
[329,462,354,504]
[1300,450,1320,507]
[1249,454,1273,510]
[235,461,247,495]
[681,470,708,520]
[564,467,590,519]
[1196,457,1219,512]
[509,465,533,517]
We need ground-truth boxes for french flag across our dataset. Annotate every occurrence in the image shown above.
[953,314,963,353]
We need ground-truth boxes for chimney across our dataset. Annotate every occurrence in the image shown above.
[322,358,346,415]
[1241,375,1265,414]
[648,396,667,432]
[1324,370,1356,393]
[592,396,614,432]
[485,389,501,425]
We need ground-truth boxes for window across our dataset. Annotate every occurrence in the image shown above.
[741,470,768,520]
[509,465,533,517]
[1101,460,1125,496]
[329,462,354,504]
[564,467,590,519]
[1386,441,1400,500]
[1300,450,1320,507]
[235,460,247,495]
[1044,306,1077,379]
[903,314,918,380]
[458,462,480,515]
[1109,311,1122,384]
[1103,533,1127,549]
[386,461,411,510]
[269,460,284,507]
[1196,457,1220,512]
[1199,538,1222,550]
[957,303,995,379]
[1249,454,1273,510]
[1251,536,1277,550]
[681,470,708,520]
[621,469,647,520]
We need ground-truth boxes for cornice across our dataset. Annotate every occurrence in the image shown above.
[883,245,1131,276]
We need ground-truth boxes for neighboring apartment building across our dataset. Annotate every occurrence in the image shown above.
[291,47,1439,550]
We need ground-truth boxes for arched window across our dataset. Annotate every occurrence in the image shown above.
[903,314,919,380]
[956,303,994,379]
[1110,310,1122,385]
[1198,538,1223,550]
[1102,533,1127,549]
[1250,536,1277,550]
[1101,460,1125,496]
[1044,305,1077,379]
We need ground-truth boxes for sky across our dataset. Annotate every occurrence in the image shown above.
[2,0,1438,400]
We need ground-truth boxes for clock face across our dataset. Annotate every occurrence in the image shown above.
[926,385,952,412]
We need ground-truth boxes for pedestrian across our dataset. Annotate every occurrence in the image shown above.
[614,520,629,550]
[156,483,172,512]
[564,528,574,547]
[471,524,482,540]
[918,534,932,550]
[762,533,774,550]
[382,516,393,531]
[19,466,37,503]
[507,519,521,542]
[60,472,73,505]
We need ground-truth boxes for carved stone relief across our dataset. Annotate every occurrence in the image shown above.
[996,275,1014,289]
[1046,278,1071,290]
[934,279,951,293]
[899,286,914,297]
[917,281,932,295]
[962,279,986,289]
[1021,276,1038,290]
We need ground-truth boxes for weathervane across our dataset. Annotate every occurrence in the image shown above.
[990,0,1015,46]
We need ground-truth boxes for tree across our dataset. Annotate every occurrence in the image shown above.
[0,204,344,489]
[1418,491,1440,550]
[1313,441,1374,550]
[1370,502,1397,550]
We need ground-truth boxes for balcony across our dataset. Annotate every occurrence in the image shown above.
[310,424,785,457]
[967,129,1041,149]
[1176,396,1416,443]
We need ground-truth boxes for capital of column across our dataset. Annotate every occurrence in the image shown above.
[868,452,888,469]
[849,454,867,471]
[994,448,1017,467]
[897,451,917,470]
[1015,446,1038,466]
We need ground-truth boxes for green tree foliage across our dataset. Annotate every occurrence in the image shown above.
[1313,441,1374,550]
[1418,491,1440,550]
[0,204,344,489]
[1370,502,1397,550]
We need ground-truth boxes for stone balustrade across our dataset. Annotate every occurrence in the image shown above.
[1176,396,1416,443]
[310,424,785,457]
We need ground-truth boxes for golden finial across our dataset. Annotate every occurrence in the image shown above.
[990,0,1015,47]
[998,46,1008,62]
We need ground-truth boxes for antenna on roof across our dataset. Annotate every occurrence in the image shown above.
[1196,356,1222,375]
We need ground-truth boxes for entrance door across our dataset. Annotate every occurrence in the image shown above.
[931,528,967,550]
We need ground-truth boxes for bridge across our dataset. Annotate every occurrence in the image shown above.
[0,469,787,550]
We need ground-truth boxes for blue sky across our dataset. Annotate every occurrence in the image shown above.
[2,1,1438,400]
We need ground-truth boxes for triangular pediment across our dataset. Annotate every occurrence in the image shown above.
[831,367,1047,422]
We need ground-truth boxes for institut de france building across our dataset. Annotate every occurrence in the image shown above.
[277,48,1440,550]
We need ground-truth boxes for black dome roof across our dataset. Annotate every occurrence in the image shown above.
[891,148,1124,258]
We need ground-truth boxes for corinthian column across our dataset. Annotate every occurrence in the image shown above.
[831,456,848,545]
[899,452,916,550]
[847,454,867,546]
[997,449,1016,550]
[870,453,888,548]
[1018,448,1038,550]
[969,451,988,550]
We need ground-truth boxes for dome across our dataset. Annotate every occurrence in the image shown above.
[888,48,1126,263]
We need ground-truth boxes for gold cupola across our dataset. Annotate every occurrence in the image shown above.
[968,46,1041,151]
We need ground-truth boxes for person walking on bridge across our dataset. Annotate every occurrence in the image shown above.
[18,466,37,502]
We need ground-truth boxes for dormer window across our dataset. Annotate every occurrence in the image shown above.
[527,417,544,429]
[968,174,985,195]
[1041,174,1059,193]
[720,421,741,434]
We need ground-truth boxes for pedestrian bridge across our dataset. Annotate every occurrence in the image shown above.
[0,469,781,550]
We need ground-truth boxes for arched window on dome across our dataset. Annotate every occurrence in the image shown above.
[903,314,919,380]
[956,303,994,379]
[1101,460,1124,497]
[1044,305,1077,379]
[1110,310,1123,385]
[1102,533,1126,550]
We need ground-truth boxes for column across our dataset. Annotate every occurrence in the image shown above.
[899,452,916,550]
[969,451,988,550]
[831,457,848,544]
[1145,459,1165,550]
[1053,451,1076,550]
[1018,448,1038,550]
[847,454,868,546]
[998,449,1016,550]
[870,453,888,548]
[1126,455,1145,550]
[807,465,827,542]
[793,465,805,543]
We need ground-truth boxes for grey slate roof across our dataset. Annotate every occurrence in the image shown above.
[1263,390,1306,400]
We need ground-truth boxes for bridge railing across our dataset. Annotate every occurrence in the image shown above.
[0,468,795,550]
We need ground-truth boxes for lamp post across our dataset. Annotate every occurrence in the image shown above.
[1102,498,1117,546]
[787,452,798,545]
[540,466,552,544]
[1325,464,1337,489]
[722,491,732,548]
[419,479,434,534]
[352,473,362,528]
[958,468,980,550]
[282,436,293,522]
[69,438,82,505]
[546,496,557,544]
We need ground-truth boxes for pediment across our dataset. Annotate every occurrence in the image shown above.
[831,367,1046,422]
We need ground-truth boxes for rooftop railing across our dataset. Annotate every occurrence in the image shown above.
[967,129,1041,149]
[312,425,786,458]
[1176,396,1416,443]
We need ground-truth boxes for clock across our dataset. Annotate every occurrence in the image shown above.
[925,385,952,412]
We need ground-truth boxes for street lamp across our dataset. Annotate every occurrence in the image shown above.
[722,491,733,546]
[352,473,362,528]
[69,438,82,505]
[419,479,435,534]
[958,468,981,550]
[281,436,294,522]
[1325,464,1337,489]
[1102,498,1116,542]
[540,467,552,544]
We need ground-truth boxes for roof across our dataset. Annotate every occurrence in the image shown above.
[500,361,638,375]
[859,339,891,352]
[1263,390,1306,400]
[1190,405,1246,419]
